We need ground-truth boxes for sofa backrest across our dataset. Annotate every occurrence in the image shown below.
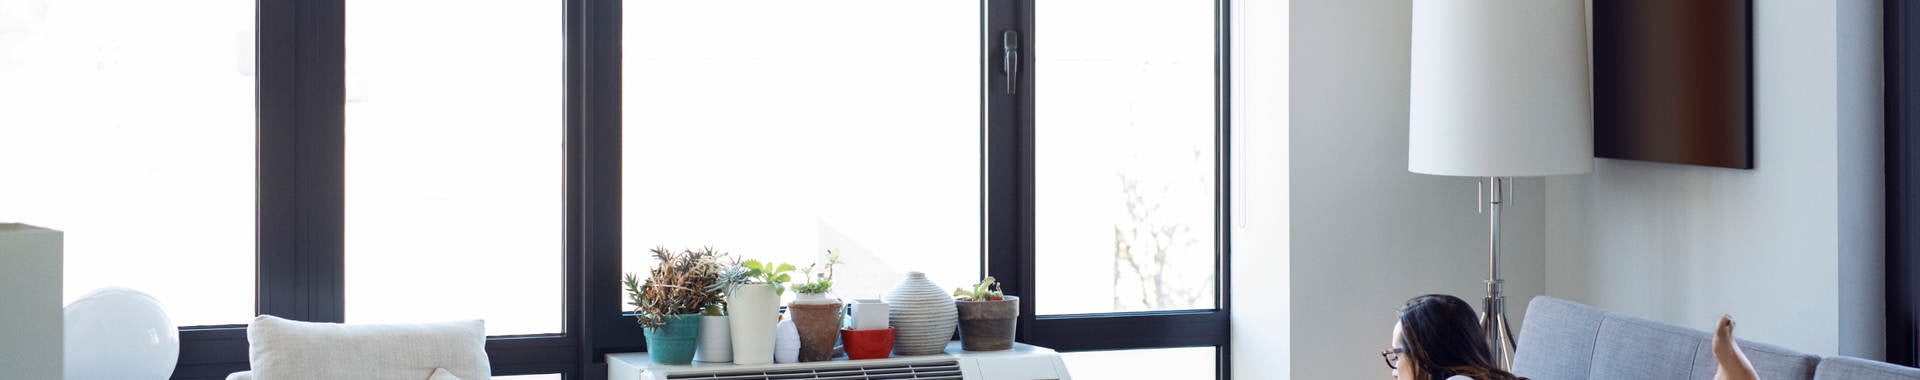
[1513,296,1819,380]
[1817,356,1920,379]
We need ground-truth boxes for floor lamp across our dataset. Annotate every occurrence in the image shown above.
[1408,0,1593,369]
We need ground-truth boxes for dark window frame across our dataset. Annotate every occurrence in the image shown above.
[1888,0,1918,367]
[168,0,1229,378]
[170,0,599,378]
[978,1,1233,378]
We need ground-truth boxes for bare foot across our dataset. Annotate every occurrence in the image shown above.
[1713,315,1759,380]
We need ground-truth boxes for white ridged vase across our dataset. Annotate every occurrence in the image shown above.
[884,272,957,356]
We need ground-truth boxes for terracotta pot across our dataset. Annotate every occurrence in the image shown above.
[955,296,1019,351]
[788,301,844,362]
[841,327,895,360]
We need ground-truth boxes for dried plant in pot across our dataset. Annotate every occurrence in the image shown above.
[953,276,1019,351]
[624,246,724,364]
[787,249,845,362]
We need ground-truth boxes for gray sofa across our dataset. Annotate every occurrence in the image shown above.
[1513,296,1920,380]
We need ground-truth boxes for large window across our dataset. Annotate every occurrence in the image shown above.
[343,0,565,336]
[992,0,1233,377]
[0,0,256,328]
[7,0,1231,378]
[620,0,981,303]
[1035,0,1219,315]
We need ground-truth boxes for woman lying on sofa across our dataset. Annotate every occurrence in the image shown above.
[1383,294,1761,380]
[1383,294,1525,380]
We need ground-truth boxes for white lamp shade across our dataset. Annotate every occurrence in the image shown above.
[1409,0,1593,177]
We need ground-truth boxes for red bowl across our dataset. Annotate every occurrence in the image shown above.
[841,327,895,360]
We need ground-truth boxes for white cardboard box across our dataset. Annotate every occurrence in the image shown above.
[0,224,62,378]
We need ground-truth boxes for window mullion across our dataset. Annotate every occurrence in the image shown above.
[583,0,641,370]
[256,0,346,324]
[170,0,350,378]
[983,0,1035,344]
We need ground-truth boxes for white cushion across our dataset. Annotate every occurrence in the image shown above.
[246,315,490,380]
[429,368,464,380]
[231,368,464,380]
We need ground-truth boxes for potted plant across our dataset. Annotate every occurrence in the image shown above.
[787,249,844,362]
[692,248,735,363]
[694,304,731,363]
[624,247,723,364]
[710,258,794,365]
[841,299,895,360]
[952,276,1019,351]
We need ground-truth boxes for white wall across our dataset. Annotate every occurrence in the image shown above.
[1230,0,1291,377]
[1544,0,1884,358]
[1290,0,1549,377]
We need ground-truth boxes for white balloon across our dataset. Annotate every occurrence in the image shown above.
[64,287,179,380]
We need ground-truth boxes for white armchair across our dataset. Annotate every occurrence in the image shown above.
[226,315,490,380]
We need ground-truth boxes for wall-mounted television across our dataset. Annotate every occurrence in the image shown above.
[1592,0,1753,169]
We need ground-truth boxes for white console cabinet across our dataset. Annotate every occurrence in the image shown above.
[608,342,1071,380]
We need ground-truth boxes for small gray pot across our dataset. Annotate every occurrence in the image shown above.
[955,296,1019,351]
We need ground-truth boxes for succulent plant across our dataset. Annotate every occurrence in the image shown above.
[711,258,797,297]
[791,249,844,295]
[953,276,1005,301]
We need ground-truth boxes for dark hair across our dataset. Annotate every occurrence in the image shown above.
[1398,294,1523,380]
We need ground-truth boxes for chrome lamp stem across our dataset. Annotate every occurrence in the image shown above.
[1481,176,1517,369]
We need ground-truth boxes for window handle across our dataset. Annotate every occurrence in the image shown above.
[1002,29,1020,95]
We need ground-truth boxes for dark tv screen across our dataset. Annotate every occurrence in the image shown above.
[1592,0,1752,169]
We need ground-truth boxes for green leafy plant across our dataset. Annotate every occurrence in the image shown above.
[791,249,844,295]
[624,246,724,328]
[953,276,1005,301]
[711,258,798,297]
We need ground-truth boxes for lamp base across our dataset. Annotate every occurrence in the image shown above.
[1482,293,1516,369]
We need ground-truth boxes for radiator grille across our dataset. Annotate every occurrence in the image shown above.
[664,360,964,380]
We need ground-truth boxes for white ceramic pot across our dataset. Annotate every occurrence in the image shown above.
[885,272,958,356]
[774,317,801,364]
[694,314,732,363]
[726,284,779,365]
[850,299,890,330]
[792,292,836,304]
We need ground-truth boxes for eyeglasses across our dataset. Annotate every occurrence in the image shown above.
[1381,347,1407,370]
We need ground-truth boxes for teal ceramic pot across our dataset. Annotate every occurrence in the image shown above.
[644,314,704,364]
